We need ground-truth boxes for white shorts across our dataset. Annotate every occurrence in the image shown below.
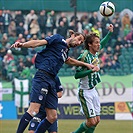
[78,88,100,118]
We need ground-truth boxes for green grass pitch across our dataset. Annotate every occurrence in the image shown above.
[0,119,132,133]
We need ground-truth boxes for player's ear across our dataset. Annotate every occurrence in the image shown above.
[69,30,74,37]
[88,43,91,47]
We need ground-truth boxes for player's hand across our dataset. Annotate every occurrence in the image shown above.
[108,24,114,32]
[84,63,95,70]
[92,66,100,72]
[10,42,24,48]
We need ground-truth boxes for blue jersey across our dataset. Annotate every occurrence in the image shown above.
[35,34,69,76]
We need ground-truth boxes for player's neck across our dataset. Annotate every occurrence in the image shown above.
[89,49,96,55]
[66,38,71,48]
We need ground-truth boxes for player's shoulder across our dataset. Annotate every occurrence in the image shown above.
[54,34,64,39]
[78,50,89,61]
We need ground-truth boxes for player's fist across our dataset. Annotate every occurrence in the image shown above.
[85,63,95,70]
[10,42,24,48]
[108,24,114,32]
[92,66,100,72]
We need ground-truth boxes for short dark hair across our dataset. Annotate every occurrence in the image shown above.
[84,32,99,50]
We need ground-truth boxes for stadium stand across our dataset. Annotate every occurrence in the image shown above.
[0,9,132,81]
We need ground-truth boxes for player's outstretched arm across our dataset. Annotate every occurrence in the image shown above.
[75,69,93,79]
[65,57,94,70]
[10,40,48,48]
[100,24,114,49]
[75,66,100,79]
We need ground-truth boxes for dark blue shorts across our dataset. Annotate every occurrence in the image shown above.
[30,70,58,109]
[28,105,58,132]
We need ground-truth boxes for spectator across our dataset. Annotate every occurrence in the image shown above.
[58,12,68,26]
[114,37,123,48]
[111,18,121,39]
[70,15,79,31]
[28,48,37,56]
[24,56,33,68]
[38,10,47,34]
[111,60,120,70]
[25,10,38,31]
[68,20,75,31]
[0,43,7,60]
[16,22,25,36]
[14,10,25,26]
[15,33,23,42]
[8,20,16,37]
[91,24,100,37]
[113,54,120,65]
[31,34,38,40]
[7,60,17,80]
[17,61,25,74]
[80,12,89,29]
[106,46,113,58]
[0,10,4,34]
[56,21,67,38]
[1,33,9,46]
[50,10,56,33]
[2,10,12,34]
[126,30,133,44]
[3,49,15,79]
[24,30,31,41]
[40,33,46,39]
[3,49,14,65]
[20,65,30,79]
[45,12,55,34]
[100,52,109,66]
[89,11,99,26]
[121,13,131,30]
[20,37,29,56]
[106,61,112,70]
[113,45,121,56]
[29,19,40,37]
[123,24,131,37]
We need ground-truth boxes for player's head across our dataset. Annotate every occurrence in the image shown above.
[67,30,86,48]
[84,32,100,54]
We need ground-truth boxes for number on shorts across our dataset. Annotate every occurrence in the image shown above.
[90,109,94,115]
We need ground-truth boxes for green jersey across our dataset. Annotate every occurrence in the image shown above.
[75,31,112,89]
[77,50,101,89]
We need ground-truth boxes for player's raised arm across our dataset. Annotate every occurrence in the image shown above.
[10,39,48,48]
[100,24,114,49]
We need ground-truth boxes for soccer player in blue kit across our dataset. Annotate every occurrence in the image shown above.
[28,76,63,133]
[11,30,96,133]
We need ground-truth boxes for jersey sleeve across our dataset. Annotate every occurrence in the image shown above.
[75,51,92,79]
[100,31,112,49]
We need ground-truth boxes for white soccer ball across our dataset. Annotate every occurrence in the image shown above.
[99,1,115,17]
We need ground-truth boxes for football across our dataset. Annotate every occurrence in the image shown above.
[99,1,115,17]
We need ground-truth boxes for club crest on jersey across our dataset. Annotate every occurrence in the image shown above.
[92,58,99,66]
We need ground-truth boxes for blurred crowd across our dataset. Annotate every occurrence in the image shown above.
[0,9,133,81]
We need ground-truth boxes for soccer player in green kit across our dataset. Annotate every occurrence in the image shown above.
[72,24,114,133]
